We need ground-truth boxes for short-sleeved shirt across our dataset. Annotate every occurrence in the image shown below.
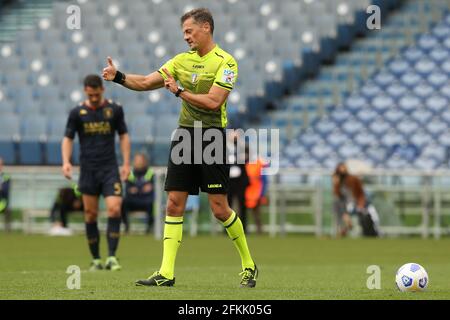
[159,44,238,128]
[65,99,128,170]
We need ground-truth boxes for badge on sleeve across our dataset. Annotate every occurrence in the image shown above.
[222,69,235,85]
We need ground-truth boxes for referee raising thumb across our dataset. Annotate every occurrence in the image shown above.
[102,56,117,81]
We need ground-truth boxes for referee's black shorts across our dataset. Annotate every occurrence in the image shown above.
[164,126,230,195]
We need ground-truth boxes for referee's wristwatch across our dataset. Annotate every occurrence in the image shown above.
[175,85,185,97]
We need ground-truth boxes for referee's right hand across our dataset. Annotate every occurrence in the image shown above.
[102,56,117,81]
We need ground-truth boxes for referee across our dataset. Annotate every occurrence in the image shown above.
[102,8,257,287]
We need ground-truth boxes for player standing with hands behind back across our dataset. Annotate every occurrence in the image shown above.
[102,8,258,287]
[61,75,131,271]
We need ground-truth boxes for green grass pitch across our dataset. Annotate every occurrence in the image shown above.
[1,233,450,300]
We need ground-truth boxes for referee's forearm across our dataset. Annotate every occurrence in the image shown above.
[121,72,165,91]
[122,74,150,91]
[179,91,220,111]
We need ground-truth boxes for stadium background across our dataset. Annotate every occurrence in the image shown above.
[1,0,450,299]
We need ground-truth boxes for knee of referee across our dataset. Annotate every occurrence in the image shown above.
[210,199,232,222]
[166,196,185,217]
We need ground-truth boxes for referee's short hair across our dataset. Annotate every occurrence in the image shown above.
[83,74,103,88]
[181,8,214,34]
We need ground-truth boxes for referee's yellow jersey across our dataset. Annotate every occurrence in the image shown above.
[159,44,238,128]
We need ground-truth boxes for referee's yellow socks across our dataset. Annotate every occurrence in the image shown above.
[223,210,255,270]
[159,216,183,280]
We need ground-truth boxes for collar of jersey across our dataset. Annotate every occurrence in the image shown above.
[194,44,218,60]
[83,99,107,111]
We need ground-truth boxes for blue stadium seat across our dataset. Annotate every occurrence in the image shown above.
[385,155,409,169]
[374,72,396,89]
[345,94,367,113]
[426,95,447,114]
[400,71,422,88]
[314,118,336,135]
[426,118,447,137]
[369,118,391,137]
[298,130,322,148]
[411,108,433,125]
[21,115,48,140]
[372,95,394,114]
[410,130,432,148]
[330,108,352,125]
[414,58,437,77]
[338,142,362,159]
[413,82,435,99]
[414,157,439,170]
[421,143,446,161]
[355,132,377,147]
[46,139,62,165]
[417,34,440,53]
[427,71,448,88]
[383,109,406,125]
[397,120,419,136]
[151,141,170,166]
[0,114,20,140]
[388,59,410,77]
[128,115,155,142]
[360,82,382,100]
[398,95,421,113]
[0,99,14,114]
[381,130,404,148]
[403,47,425,64]
[356,108,378,125]
[432,24,450,42]
[18,140,42,165]
[154,115,179,142]
[386,82,408,100]
[429,46,449,64]
[0,140,16,164]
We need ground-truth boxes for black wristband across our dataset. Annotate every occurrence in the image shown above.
[113,70,126,85]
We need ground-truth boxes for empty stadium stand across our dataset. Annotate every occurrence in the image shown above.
[278,0,450,170]
[0,0,390,165]
[1,0,448,169]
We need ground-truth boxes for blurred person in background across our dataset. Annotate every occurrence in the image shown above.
[332,162,379,237]
[227,131,250,232]
[48,184,83,236]
[244,148,267,235]
[0,157,11,232]
[122,153,155,234]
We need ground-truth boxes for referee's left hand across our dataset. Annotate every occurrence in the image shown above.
[162,68,178,94]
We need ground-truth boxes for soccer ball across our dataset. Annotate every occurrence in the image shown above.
[395,263,429,292]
